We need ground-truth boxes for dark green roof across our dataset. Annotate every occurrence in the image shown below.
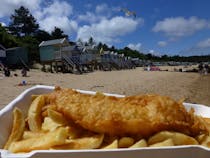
[6,47,22,51]
[0,44,6,50]
[39,38,67,47]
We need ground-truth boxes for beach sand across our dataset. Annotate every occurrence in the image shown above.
[0,67,209,110]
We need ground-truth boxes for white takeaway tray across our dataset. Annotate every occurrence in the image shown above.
[0,85,210,158]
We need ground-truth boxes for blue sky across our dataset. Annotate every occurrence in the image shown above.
[0,0,210,56]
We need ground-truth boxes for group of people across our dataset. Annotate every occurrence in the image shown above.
[3,67,10,77]
[1,66,27,77]
[198,63,209,75]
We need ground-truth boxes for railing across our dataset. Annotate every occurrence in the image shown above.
[62,54,75,68]
[109,57,121,69]
[62,55,84,74]
[71,56,82,66]
[18,56,30,70]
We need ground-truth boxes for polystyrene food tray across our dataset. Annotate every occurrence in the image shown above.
[0,85,210,158]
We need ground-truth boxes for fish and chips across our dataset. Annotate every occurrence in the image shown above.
[3,87,210,153]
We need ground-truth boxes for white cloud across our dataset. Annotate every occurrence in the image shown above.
[197,38,210,48]
[77,16,143,44]
[152,17,209,38]
[77,12,105,24]
[0,0,77,35]
[35,0,78,35]
[40,1,73,18]
[127,43,142,51]
[149,50,154,54]
[148,49,161,56]
[95,3,108,14]
[38,16,78,34]
[0,22,6,26]
[78,3,118,24]
[0,1,143,43]
[0,0,41,18]
[158,41,167,47]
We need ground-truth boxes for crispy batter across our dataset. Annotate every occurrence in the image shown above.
[45,87,208,137]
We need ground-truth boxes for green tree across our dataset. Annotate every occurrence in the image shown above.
[18,36,39,61]
[161,54,169,61]
[88,37,95,46]
[8,6,39,37]
[0,24,18,48]
[102,43,109,51]
[35,29,52,43]
[109,46,116,52]
[77,38,83,46]
[51,27,68,39]
[145,53,153,60]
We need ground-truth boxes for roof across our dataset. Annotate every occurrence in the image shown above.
[6,47,22,51]
[39,38,68,47]
[0,44,6,50]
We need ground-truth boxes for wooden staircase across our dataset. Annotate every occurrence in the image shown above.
[62,55,83,74]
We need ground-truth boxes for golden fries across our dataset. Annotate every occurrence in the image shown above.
[28,95,45,132]
[47,109,67,125]
[129,139,147,148]
[9,127,69,153]
[150,139,174,147]
[4,108,25,150]
[23,131,46,139]
[118,137,134,148]
[148,131,198,146]
[200,135,210,148]
[31,95,40,101]
[41,117,63,132]
[53,134,104,150]
[103,139,118,149]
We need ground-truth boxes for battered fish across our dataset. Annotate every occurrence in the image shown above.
[45,87,208,137]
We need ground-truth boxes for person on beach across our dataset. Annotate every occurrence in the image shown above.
[204,64,209,75]
[198,63,203,74]
[3,67,10,77]
[21,67,27,77]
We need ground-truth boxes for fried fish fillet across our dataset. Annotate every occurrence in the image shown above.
[45,87,208,137]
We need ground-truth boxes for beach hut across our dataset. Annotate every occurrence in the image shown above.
[39,38,69,62]
[39,38,72,72]
[100,51,136,70]
[5,47,28,68]
[61,45,84,73]
[77,45,98,69]
[0,44,6,64]
[62,45,96,72]
[39,38,88,73]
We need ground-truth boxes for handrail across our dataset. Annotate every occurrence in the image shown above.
[18,56,30,70]
[62,54,75,68]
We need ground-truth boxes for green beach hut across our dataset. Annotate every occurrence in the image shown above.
[5,47,28,68]
[39,38,69,63]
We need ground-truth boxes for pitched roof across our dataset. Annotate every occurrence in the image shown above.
[39,38,67,47]
[0,44,6,50]
[6,47,22,51]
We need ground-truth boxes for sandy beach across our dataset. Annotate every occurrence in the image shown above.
[0,66,209,110]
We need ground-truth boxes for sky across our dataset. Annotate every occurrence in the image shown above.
[0,0,210,56]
